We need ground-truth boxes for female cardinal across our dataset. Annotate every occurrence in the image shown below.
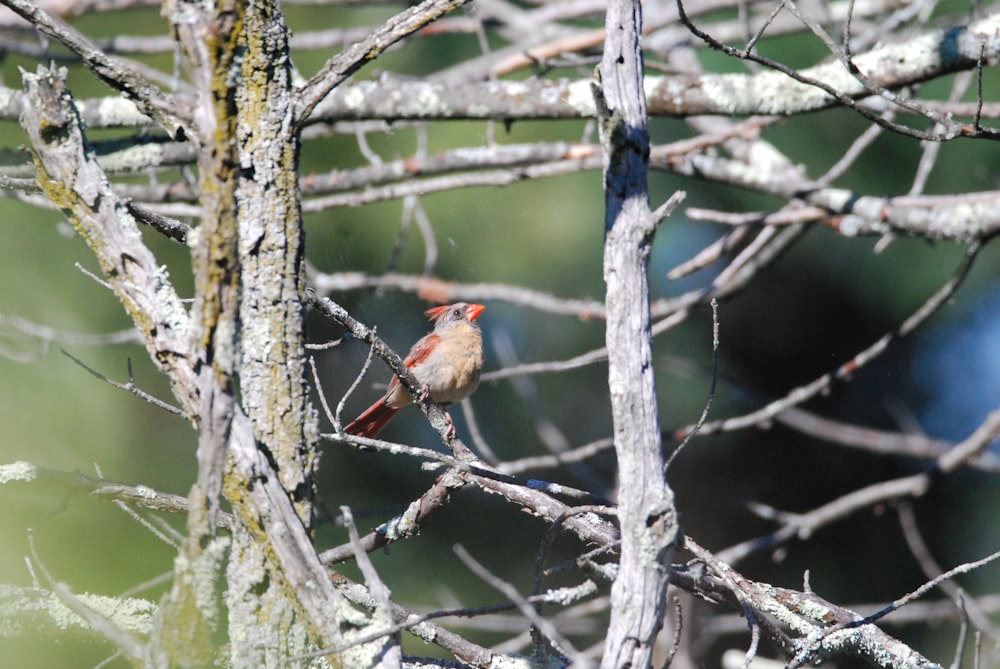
[344,302,485,438]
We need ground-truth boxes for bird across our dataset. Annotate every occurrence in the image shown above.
[344,302,485,438]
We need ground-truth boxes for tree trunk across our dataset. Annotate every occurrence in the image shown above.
[596,1,679,667]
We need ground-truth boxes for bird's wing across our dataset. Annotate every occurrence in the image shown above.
[403,332,442,369]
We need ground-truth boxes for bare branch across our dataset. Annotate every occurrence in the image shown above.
[295,0,472,124]
[679,243,982,440]
[454,543,583,665]
[60,351,185,417]
[1,0,189,138]
[717,406,1000,565]
[674,4,1000,138]
[19,65,198,417]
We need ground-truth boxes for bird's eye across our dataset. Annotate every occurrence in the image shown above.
[453,308,461,317]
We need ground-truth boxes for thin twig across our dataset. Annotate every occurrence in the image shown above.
[680,243,982,440]
[333,330,379,433]
[717,405,1000,565]
[665,298,720,472]
[848,547,1000,629]
[61,350,185,417]
[454,543,584,665]
[342,505,401,668]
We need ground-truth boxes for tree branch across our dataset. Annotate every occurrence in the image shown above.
[295,0,472,125]
[1,0,189,138]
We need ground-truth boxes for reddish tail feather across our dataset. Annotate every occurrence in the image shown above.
[344,397,400,438]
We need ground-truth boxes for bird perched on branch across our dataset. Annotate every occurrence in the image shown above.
[344,302,486,438]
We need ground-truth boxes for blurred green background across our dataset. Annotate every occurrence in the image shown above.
[2,2,1000,668]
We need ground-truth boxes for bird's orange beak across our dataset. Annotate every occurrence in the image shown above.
[466,304,485,321]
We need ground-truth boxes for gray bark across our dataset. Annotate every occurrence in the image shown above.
[594,2,680,668]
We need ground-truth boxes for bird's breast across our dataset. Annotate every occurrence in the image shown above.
[414,324,484,405]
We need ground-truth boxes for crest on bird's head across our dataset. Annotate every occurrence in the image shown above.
[425,303,485,324]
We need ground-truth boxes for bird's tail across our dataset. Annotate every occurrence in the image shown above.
[344,398,400,438]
